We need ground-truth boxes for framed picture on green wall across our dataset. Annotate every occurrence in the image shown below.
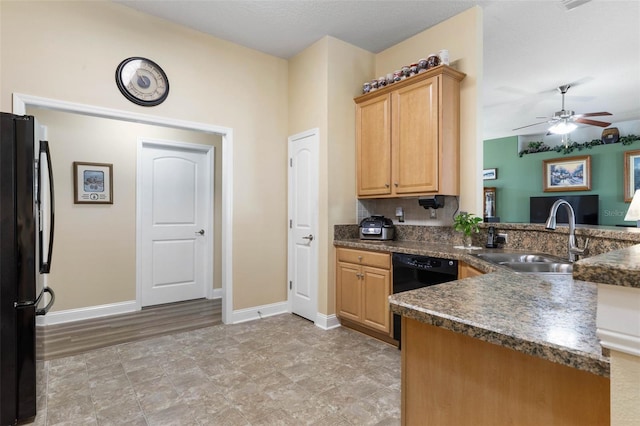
[624,150,640,202]
[543,155,591,192]
[483,168,497,180]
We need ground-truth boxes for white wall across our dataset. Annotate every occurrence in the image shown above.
[375,6,483,215]
[1,1,288,311]
[288,36,374,317]
[1,1,482,317]
[610,350,640,425]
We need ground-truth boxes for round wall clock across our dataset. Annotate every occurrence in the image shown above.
[115,57,169,106]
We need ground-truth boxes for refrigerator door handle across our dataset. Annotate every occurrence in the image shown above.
[14,289,44,309]
[36,287,55,316]
[39,140,54,274]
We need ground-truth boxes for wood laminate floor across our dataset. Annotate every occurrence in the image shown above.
[37,298,222,360]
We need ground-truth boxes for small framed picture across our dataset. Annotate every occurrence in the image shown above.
[483,187,497,218]
[624,150,640,202]
[73,162,113,204]
[483,168,497,180]
[543,155,591,192]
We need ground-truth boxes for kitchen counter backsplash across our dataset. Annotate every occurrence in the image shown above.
[335,223,640,259]
[334,224,457,244]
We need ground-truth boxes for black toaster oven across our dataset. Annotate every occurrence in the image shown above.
[359,215,395,240]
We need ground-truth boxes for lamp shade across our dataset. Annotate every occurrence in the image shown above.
[624,189,640,223]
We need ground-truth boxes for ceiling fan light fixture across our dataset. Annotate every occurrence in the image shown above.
[548,121,578,135]
[560,0,591,11]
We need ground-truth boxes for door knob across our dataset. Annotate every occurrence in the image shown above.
[302,234,314,241]
[196,229,205,235]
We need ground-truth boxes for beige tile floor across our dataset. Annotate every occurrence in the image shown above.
[28,314,401,426]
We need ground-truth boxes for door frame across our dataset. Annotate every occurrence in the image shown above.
[13,93,235,324]
[287,128,319,323]
[136,138,215,306]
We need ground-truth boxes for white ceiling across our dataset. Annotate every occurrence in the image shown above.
[116,0,640,140]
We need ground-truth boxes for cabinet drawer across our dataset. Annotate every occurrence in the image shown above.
[336,248,390,269]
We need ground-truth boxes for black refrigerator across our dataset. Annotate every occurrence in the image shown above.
[0,113,55,425]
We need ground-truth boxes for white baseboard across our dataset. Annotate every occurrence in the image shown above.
[36,300,139,326]
[210,288,223,299]
[36,294,329,332]
[315,313,340,330]
[231,301,289,324]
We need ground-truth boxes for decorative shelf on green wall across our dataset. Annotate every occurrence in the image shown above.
[518,134,640,157]
[484,135,640,226]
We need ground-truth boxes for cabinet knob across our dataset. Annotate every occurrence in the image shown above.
[394,182,399,187]
[358,256,363,261]
[385,183,390,188]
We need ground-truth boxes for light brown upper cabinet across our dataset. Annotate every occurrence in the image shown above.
[355,65,466,198]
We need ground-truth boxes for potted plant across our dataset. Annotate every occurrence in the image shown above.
[453,212,483,248]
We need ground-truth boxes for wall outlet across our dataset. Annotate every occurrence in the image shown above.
[430,208,437,219]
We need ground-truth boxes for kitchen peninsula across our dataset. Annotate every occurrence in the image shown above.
[390,271,608,425]
[334,223,640,425]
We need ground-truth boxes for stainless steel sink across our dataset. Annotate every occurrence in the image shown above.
[499,262,573,274]
[473,252,572,274]
[475,252,558,264]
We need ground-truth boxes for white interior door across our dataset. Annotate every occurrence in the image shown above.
[139,139,213,307]
[288,129,319,322]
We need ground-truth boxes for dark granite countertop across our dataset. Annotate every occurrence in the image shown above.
[334,238,529,274]
[573,244,640,288]
[334,238,609,377]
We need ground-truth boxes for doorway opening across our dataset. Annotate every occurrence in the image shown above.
[14,93,234,324]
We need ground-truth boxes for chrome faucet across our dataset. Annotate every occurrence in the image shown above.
[544,199,589,262]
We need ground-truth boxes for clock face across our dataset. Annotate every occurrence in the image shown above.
[116,57,169,106]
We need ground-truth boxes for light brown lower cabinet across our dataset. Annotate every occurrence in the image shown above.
[401,317,610,426]
[458,261,484,279]
[336,248,394,343]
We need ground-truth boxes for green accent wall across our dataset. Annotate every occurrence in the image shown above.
[483,137,640,226]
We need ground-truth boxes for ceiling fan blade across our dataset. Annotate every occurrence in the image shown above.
[512,121,549,131]
[577,111,612,117]
[574,118,611,127]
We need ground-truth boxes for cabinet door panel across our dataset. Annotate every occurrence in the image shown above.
[336,261,362,322]
[458,262,484,279]
[361,266,391,333]
[356,94,391,196]
[392,76,439,194]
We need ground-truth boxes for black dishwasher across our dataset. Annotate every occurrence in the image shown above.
[392,253,458,344]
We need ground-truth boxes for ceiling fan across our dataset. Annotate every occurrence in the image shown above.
[512,84,612,134]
